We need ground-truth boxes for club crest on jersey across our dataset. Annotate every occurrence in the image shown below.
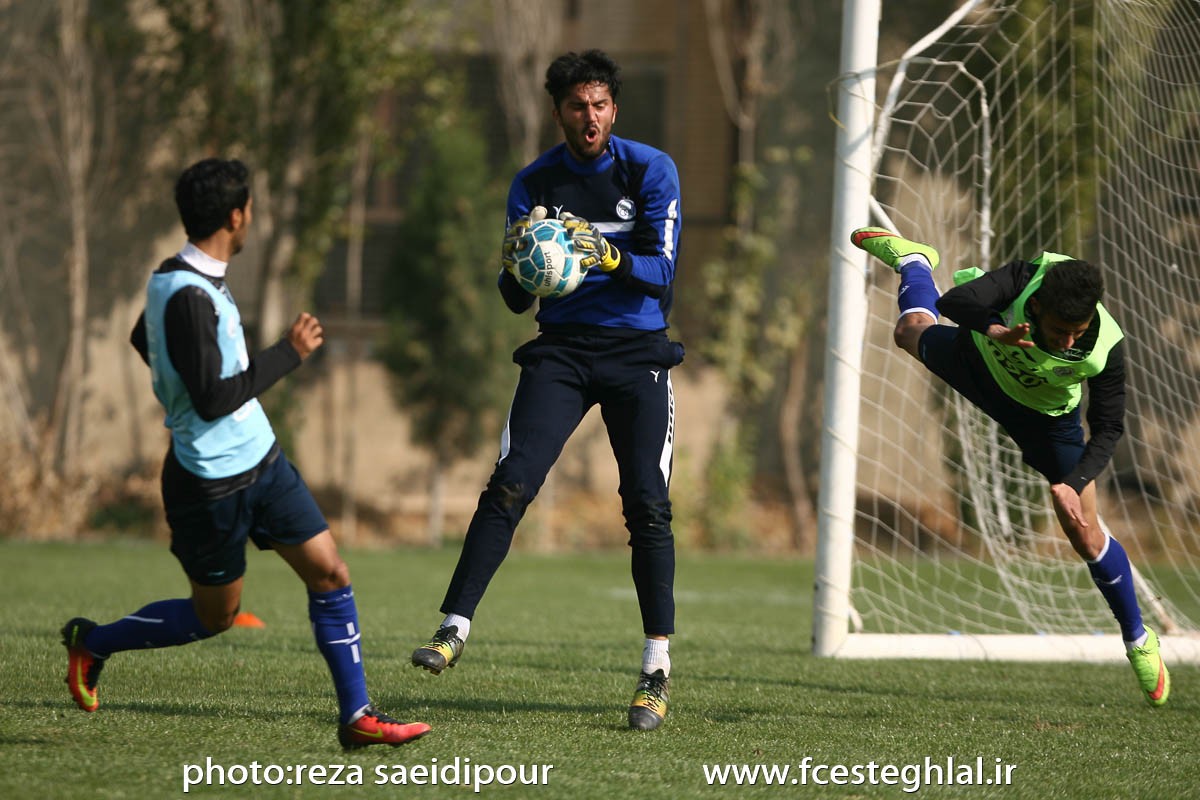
[616,198,636,220]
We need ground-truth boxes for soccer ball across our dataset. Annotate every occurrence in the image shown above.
[511,219,585,298]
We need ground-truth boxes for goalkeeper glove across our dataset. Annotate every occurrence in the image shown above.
[501,205,548,273]
[561,212,621,272]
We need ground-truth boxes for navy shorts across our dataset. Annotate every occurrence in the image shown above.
[918,325,1085,482]
[166,451,328,586]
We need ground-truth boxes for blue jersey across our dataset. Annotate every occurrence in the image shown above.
[145,269,276,479]
[502,135,681,330]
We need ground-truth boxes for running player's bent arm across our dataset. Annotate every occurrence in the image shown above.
[1061,341,1127,494]
[164,286,301,421]
[936,261,1037,331]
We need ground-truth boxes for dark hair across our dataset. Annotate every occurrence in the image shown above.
[1036,259,1104,323]
[174,158,251,240]
[544,49,621,108]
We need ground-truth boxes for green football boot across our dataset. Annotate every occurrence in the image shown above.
[850,227,940,271]
[1127,627,1170,707]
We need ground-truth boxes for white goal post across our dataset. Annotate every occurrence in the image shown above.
[817,0,1200,663]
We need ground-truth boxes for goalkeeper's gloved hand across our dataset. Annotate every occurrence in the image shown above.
[561,212,621,272]
[501,205,548,273]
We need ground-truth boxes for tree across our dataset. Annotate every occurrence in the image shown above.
[160,0,441,347]
[377,112,529,544]
[698,0,805,546]
[489,0,562,165]
[154,0,445,524]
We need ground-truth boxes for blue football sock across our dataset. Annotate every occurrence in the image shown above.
[309,585,370,724]
[1087,534,1145,642]
[897,260,940,318]
[84,598,213,657]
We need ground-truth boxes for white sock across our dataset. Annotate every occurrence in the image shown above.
[441,613,471,640]
[1126,631,1149,651]
[896,253,933,270]
[642,637,670,676]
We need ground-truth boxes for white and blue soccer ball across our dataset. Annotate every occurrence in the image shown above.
[511,219,585,298]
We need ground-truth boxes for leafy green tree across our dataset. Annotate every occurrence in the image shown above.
[159,0,442,346]
[377,113,529,543]
[980,0,1099,259]
[696,0,803,547]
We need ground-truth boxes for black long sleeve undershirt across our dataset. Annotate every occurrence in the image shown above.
[935,260,1126,494]
[498,269,537,314]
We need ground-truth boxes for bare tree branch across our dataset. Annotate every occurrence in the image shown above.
[47,0,95,477]
[491,0,563,165]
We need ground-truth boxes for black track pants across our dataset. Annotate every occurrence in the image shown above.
[440,331,683,635]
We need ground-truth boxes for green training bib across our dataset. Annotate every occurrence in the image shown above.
[953,253,1123,416]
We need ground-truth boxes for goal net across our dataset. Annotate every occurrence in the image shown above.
[819,0,1200,661]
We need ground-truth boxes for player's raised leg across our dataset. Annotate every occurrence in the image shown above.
[61,591,221,713]
[851,227,941,358]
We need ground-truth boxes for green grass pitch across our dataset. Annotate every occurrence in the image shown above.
[1,539,1197,798]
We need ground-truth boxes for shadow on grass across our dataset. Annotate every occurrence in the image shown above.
[374,693,729,733]
[13,691,675,730]
[6,696,268,719]
[378,693,612,717]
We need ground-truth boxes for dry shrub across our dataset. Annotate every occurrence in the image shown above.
[0,440,164,540]
[323,486,805,555]
[86,463,166,539]
[0,441,96,539]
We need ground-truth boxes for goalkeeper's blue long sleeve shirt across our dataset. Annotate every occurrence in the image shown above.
[498,134,682,332]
